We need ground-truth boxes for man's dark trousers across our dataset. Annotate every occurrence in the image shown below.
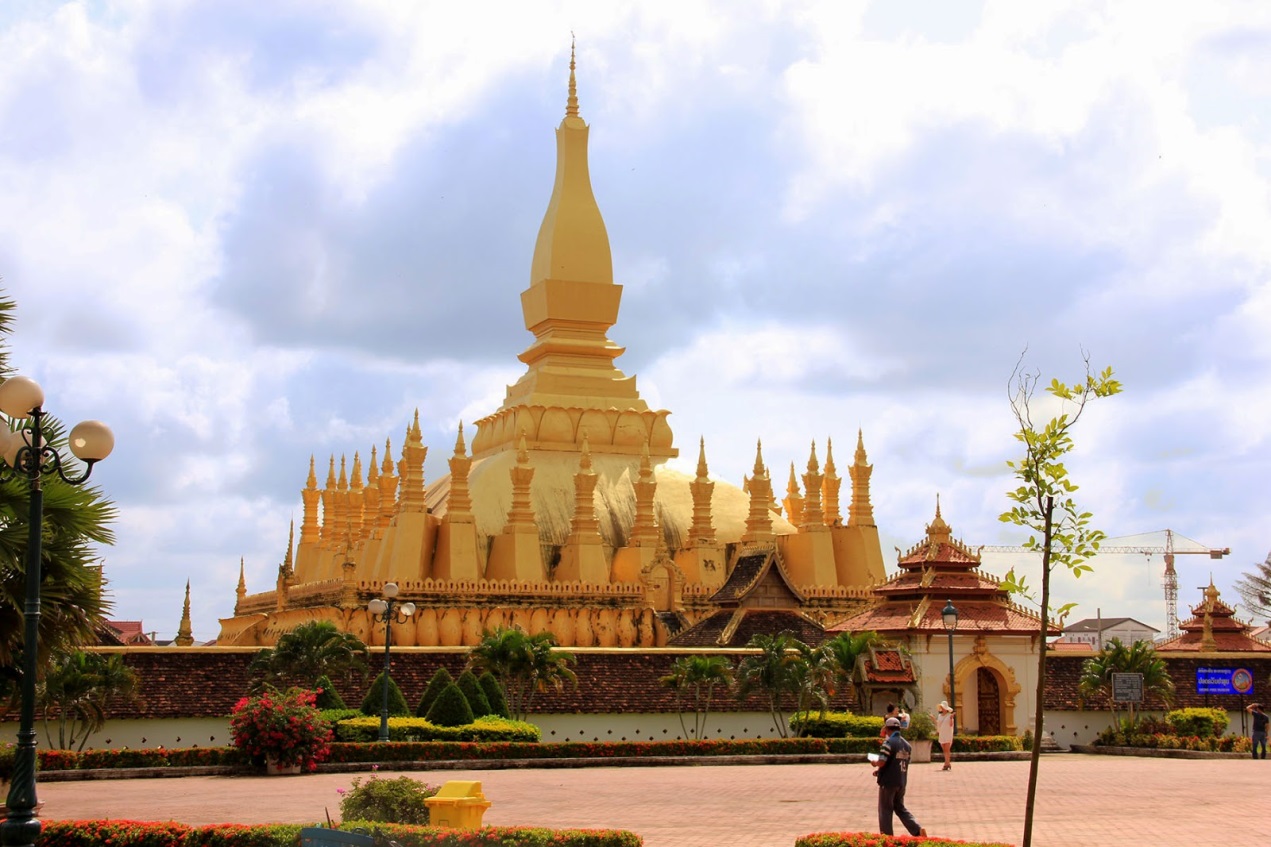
[878,783,922,836]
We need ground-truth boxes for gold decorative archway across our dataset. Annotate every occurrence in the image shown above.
[942,635,1023,736]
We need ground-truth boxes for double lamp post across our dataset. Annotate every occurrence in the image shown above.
[0,376,113,847]
[368,582,414,743]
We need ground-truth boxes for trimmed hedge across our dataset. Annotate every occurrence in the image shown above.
[314,675,348,710]
[426,683,476,727]
[480,672,510,719]
[40,821,640,847]
[415,667,454,718]
[791,712,885,738]
[335,715,540,743]
[361,671,410,717]
[797,833,1012,847]
[1165,707,1229,738]
[457,670,493,718]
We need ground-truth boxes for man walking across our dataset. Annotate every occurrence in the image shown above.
[872,716,926,837]
[1247,703,1268,759]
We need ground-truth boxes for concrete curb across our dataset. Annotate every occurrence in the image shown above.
[35,749,1033,781]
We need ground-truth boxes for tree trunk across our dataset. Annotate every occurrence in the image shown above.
[1022,496,1053,847]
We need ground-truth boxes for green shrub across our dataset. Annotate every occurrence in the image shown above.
[479,672,510,719]
[360,672,410,717]
[457,670,492,718]
[790,711,884,738]
[320,708,363,726]
[339,774,438,825]
[1166,707,1228,738]
[314,675,347,710]
[950,735,1023,753]
[906,709,937,741]
[415,667,454,718]
[426,682,476,727]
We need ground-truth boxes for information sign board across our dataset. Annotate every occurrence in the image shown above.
[1112,672,1143,702]
[1196,666,1255,696]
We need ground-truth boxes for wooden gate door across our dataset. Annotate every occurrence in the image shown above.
[977,667,1001,734]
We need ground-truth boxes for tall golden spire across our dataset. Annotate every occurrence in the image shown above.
[848,429,875,528]
[566,35,579,118]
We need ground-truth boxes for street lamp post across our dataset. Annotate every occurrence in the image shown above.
[0,376,112,847]
[942,599,959,736]
[367,582,415,743]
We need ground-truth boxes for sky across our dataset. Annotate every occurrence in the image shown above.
[1,0,1269,643]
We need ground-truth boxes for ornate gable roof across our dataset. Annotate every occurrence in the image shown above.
[1157,582,1271,653]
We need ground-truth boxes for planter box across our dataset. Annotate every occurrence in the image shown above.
[909,739,932,764]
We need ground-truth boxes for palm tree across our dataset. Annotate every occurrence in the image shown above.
[467,626,577,721]
[821,630,883,707]
[660,654,734,739]
[736,631,806,738]
[37,650,139,750]
[1079,638,1175,726]
[0,293,117,694]
[789,640,836,731]
[249,620,370,690]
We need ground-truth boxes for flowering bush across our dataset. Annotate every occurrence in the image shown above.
[798,833,1010,846]
[229,687,333,771]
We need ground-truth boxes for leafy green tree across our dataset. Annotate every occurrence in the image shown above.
[249,620,369,690]
[789,640,836,730]
[1234,550,1271,623]
[37,650,139,750]
[360,671,409,717]
[313,674,347,710]
[736,631,807,738]
[1079,638,1175,725]
[456,669,491,718]
[415,667,454,718]
[478,672,509,719]
[0,294,117,688]
[659,654,733,739]
[466,626,576,721]
[425,682,475,727]
[999,355,1121,847]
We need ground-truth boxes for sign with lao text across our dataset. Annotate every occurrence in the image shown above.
[1112,672,1143,702]
[1196,666,1255,696]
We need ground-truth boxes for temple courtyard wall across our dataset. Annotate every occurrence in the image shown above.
[4,649,1268,750]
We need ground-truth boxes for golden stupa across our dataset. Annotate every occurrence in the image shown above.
[217,48,885,649]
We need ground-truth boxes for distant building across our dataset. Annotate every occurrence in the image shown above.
[99,620,155,646]
[1059,617,1159,649]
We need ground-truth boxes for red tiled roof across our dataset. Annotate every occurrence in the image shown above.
[860,648,915,683]
[669,610,827,648]
[1155,632,1271,652]
[830,600,1053,635]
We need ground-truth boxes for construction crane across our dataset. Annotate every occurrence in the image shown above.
[979,529,1230,641]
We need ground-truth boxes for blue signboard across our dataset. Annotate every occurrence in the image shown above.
[1196,666,1255,696]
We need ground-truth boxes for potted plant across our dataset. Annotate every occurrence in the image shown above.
[906,709,937,764]
[229,686,333,773]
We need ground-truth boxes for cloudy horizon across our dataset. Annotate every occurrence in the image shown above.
[2,0,1269,642]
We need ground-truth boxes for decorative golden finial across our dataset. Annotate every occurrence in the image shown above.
[454,421,466,456]
[787,462,800,497]
[855,428,868,463]
[639,437,652,476]
[236,557,246,595]
[306,455,317,489]
[517,429,529,463]
[285,521,295,571]
[696,436,709,480]
[368,444,380,482]
[351,452,363,487]
[382,438,394,474]
[338,455,348,490]
[566,34,579,118]
[825,438,836,474]
[326,455,336,487]
[936,493,943,520]
[807,440,819,473]
[752,439,766,477]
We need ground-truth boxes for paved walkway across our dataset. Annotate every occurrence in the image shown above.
[37,755,1270,847]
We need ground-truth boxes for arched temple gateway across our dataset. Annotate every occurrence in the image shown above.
[216,49,887,649]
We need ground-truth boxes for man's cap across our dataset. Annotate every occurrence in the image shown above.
[884,717,902,728]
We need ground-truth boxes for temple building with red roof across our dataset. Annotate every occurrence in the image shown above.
[829,499,1055,736]
[1155,581,1271,653]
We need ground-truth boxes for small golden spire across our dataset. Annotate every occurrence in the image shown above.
[517,429,529,463]
[787,462,800,498]
[351,452,363,489]
[696,436,709,480]
[454,421,467,456]
[566,35,579,118]
[752,439,766,477]
[807,440,819,473]
[381,438,394,474]
[306,455,317,489]
[338,455,348,490]
[368,444,380,482]
[579,429,593,472]
[825,438,836,475]
[326,455,337,488]
[175,580,194,647]
[236,557,246,595]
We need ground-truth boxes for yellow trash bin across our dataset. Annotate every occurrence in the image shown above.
[425,780,492,829]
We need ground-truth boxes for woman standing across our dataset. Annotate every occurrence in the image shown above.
[935,701,955,771]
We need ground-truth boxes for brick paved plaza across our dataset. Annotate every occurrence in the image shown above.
[40,755,1267,847]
